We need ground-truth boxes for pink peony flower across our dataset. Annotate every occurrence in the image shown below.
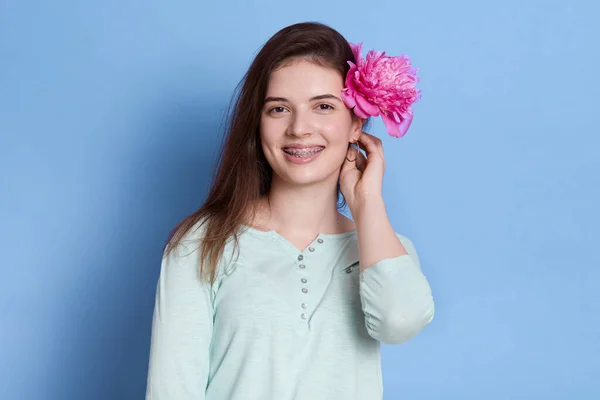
[342,42,421,138]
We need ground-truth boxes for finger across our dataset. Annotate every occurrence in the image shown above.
[357,132,384,164]
[363,132,384,159]
[357,132,381,155]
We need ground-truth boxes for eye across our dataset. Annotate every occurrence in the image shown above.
[268,106,288,114]
[317,104,334,111]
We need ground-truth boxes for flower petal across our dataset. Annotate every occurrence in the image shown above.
[355,94,380,117]
[341,89,356,108]
[382,108,414,138]
[349,42,362,64]
[396,107,414,136]
[352,101,370,119]
[381,114,402,138]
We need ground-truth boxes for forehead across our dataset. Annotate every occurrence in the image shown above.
[266,60,344,98]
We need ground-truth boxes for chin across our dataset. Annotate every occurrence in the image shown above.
[277,164,341,187]
[285,174,329,186]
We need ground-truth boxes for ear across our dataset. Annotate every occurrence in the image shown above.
[350,116,365,142]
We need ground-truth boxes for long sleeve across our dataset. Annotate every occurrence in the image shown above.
[146,243,214,399]
[359,234,434,344]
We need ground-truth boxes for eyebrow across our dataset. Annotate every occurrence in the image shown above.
[264,94,343,103]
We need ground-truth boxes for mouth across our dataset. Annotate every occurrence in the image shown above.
[282,146,325,158]
[281,146,325,165]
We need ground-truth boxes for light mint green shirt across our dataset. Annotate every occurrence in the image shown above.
[146,222,434,400]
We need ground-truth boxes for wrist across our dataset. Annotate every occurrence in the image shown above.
[350,196,386,220]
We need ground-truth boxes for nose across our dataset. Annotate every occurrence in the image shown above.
[287,109,313,137]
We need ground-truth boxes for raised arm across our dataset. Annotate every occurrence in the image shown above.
[340,132,435,344]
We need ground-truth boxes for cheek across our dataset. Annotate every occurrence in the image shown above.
[320,116,355,144]
[319,122,353,163]
[259,120,279,149]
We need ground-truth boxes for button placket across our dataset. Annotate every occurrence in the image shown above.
[297,236,325,321]
[298,252,308,320]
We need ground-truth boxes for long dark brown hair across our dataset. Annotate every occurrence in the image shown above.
[165,22,357,283]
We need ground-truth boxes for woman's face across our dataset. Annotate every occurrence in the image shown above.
[260,59,362,189]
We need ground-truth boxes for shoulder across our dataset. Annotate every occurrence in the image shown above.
[164,218,207,259]
[163,218,239,279]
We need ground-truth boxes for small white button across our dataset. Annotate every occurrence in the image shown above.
[301,313,307,319]
[299,264,305,269]
[302,288,308,293]
[317,238,324,244]
[298,255,304,261]
[301,278,307,283]
[308,247,315,252]
[301,303,307,309]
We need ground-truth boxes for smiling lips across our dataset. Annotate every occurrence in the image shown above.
[282,145,325,164]
[282,146,324,157]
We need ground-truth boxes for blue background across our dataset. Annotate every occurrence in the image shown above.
[1,0,598,399]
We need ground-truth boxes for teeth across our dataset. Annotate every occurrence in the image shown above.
[284,148,323,157]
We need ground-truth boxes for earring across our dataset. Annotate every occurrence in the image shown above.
[345,139,358,163]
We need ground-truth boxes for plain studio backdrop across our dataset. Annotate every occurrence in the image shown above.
[1,0,598,399]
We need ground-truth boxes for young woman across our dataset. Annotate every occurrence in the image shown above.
[146,22,434,400]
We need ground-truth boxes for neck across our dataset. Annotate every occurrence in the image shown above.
[253,176,351,236]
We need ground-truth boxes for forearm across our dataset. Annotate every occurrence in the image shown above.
[352,196,407,271]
